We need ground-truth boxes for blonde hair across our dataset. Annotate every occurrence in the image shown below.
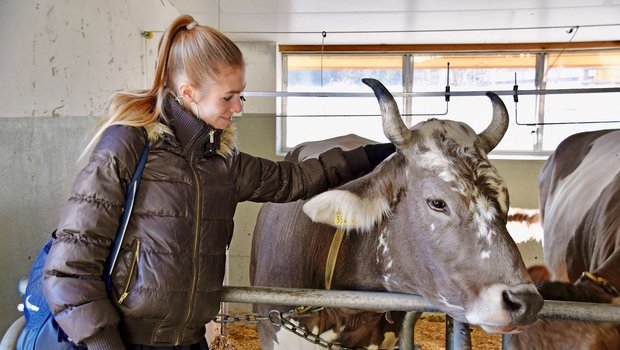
[80,14,244,160]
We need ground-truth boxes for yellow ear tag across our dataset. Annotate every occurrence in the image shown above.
[335,210,355,226]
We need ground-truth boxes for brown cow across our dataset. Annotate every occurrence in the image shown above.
[505,129,620,350]
[250,78,543,350]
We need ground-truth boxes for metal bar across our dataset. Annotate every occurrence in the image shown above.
[221,286,620,323]
[398,311,418,350]
[539,300,620,322]
[222,286,439,313]
[279,55,290,154]
[402,54,414,125]
[243,86,620,98]
[532,53,548,150]
[445,316,472,350]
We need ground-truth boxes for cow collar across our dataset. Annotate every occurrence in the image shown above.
[579,272,620,297]
[290,228,344,317]
[323,228,397,323]
[325,228,345,290]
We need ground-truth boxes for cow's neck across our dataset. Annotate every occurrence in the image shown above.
[326,228,389,291]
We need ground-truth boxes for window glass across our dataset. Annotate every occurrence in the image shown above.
[410,54,538,153]
[542,51,620,150]
[284,55,401,147]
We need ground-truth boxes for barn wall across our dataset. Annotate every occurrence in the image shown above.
[0,0,279,332]
[494,160,546,267]
[0,0,543,334]
[493,160,545,209]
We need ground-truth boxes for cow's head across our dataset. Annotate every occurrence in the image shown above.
[303,78,543,332]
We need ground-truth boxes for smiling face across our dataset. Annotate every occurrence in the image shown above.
[178,65,246,130]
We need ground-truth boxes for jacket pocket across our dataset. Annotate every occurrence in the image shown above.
[117,239,140,304]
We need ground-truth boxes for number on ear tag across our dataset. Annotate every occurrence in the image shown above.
[335,210,355,226]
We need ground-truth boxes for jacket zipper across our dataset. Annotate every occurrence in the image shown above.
[209,130,215,143]
[117,239,141,304]
[175,151,202,345]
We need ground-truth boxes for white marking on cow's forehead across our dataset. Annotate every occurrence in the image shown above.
[415,139,508,200]
[416,120,478,147]
[471,195,498,242]
[413,134,509,219]
[414,142,453,178]
[430,223,436,231]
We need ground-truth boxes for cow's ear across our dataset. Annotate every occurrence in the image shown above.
[302,159,402,232]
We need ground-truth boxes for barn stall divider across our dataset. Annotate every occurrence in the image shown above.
[219,285,620,350]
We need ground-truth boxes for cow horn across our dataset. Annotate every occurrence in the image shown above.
[478,92,509,152]
[362,78,412,146]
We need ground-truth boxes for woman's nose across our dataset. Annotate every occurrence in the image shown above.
[231,97,243,113]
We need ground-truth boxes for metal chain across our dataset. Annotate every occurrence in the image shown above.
[270,310,367,350]
[212,313,270,324]
[211,310,368,350]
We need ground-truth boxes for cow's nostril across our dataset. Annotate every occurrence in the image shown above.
[503,288,544,325]
[503,290,523,312]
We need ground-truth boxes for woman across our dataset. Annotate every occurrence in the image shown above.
[43,14,394,350]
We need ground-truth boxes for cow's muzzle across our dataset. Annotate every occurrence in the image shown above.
[503,284,544,326]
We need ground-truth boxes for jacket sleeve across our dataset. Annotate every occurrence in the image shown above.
[233,146,371,203]
[43,126,143,350]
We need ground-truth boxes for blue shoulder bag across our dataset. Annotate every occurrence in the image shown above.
[17,140,149,350]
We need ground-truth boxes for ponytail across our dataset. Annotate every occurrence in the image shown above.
[80,15,243,161]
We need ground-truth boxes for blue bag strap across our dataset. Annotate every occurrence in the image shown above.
[104,139,149,292]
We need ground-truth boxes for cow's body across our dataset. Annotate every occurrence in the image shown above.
[251,79,543,350]
[506,129,620,350]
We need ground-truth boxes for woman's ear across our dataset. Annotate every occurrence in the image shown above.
[178,83,195,102]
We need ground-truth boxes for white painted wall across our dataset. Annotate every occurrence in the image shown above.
[0,0,179,118]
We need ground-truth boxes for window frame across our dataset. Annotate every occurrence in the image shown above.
[278,43,620,159]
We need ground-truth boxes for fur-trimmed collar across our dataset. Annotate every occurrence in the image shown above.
[146,95,238,158]
[144,121,238,158]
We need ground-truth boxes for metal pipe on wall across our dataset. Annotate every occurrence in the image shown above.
[242,86,620,98]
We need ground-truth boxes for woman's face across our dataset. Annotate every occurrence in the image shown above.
[191,66,245,130]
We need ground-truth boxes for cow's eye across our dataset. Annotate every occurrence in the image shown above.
[427,199,447,212]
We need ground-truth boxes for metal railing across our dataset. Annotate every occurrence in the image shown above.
[221,285,620,350]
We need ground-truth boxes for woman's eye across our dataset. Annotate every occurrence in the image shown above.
[427,199,448,212]
[223,95,245,102]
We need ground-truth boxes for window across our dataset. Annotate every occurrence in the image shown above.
[282,55,402,147]
[541,51,620,150]
[280,48,620,158]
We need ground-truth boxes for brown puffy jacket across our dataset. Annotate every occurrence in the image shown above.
[43,95,372,349]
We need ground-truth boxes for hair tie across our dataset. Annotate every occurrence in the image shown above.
[186,21,199,30]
